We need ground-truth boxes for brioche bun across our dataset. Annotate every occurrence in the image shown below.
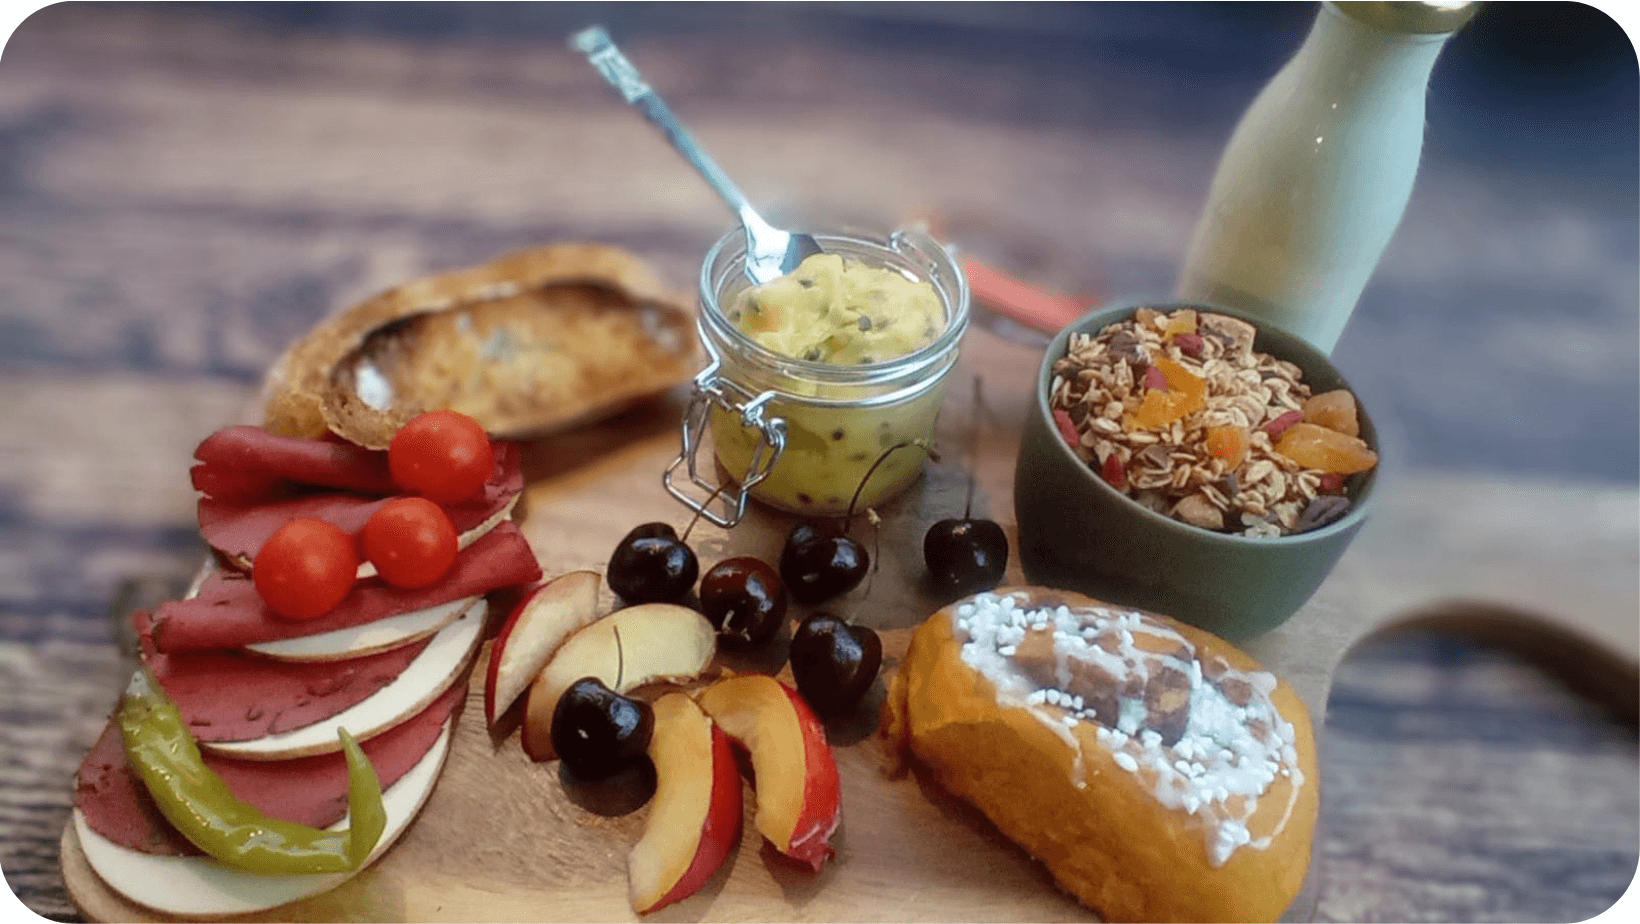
[885,587,1318,923]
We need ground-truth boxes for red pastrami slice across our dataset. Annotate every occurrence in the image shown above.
[190,426,399,503]
[132,609,430,742]
[151,521,542,653]
[74,682,464,856]
[198,442,523,569]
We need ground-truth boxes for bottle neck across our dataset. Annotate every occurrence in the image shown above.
[1300,2,1453,108]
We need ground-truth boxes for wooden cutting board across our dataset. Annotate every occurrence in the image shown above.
[58,330,1638,922]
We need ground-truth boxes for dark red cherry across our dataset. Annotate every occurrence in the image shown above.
[607,522,698,604]
[551,677,655,780]
[699,556,787,648]
[790,612,883,715]
[924,517,1009,597]
[779,523,868,605]
[785,522,822,554]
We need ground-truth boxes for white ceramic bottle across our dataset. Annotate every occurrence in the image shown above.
[1175,1,1478,353]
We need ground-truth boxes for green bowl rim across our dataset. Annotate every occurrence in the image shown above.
[1030,299,1379,548]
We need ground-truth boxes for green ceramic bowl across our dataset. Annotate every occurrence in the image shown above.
[1014,301,1379,642]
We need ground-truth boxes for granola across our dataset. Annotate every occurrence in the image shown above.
[1048,307,1377,537]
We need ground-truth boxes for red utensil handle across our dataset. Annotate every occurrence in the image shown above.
[961,256,1093,335]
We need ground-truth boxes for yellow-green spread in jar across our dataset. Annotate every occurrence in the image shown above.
[727,253,945,365]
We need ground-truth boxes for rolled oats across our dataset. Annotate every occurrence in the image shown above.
[1047,307,1376,537]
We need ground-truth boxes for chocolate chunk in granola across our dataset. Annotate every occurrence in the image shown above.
[1108,330,1148,366]
[1295,495,1351,533]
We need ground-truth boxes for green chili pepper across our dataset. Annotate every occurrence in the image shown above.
[117,669,387,875]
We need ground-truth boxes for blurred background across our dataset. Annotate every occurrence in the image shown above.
[3,1,1635,479]
[1,2,1635,921]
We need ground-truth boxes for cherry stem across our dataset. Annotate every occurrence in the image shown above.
[680,479,732,543]
[613,625,626,690]
[844,438,935,531]
[844,509,883,627]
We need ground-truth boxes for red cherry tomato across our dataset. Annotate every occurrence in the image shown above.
[360,497,459,589]
[254,519,359,619]
[389,410,494,504]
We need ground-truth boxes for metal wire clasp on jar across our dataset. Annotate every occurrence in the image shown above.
[665,226,970,527]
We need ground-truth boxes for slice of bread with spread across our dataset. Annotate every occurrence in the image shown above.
[262,242,697,448]
[885,587,1318,923]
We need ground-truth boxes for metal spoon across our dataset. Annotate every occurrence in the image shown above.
[571,26,822,285]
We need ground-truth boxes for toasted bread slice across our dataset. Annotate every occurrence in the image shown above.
[262,242,696,448]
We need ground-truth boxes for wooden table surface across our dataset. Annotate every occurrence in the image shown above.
[2,4,1636,922]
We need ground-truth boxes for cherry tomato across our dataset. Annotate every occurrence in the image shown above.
[360,497,459,589]
[254,519,359,619]
[389,410,494,504]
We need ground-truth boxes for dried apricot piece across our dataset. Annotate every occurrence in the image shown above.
[1162,309,1198,339]
[1204,425,1251,469]
[1126,358,1205,430]
[1160,357,1205,402]
[1302,389,1360,437]
[1274,423,1378,474]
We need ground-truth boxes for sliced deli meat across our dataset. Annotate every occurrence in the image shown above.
[203,599,485,760]
[190,426,400,503]
[74,682,464,856]
[152,520,541,653]
[199,440,523,569]
[132,609,431,742]
[72,719,453,918]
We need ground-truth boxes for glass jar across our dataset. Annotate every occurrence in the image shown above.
[664,225,970,527]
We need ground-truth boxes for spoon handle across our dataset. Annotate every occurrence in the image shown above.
[570,27,760,226]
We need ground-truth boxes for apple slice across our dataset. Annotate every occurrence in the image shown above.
[628,692,743,914]
[521,603,715,761]
[484,570,601,725]
[695,675,840,870]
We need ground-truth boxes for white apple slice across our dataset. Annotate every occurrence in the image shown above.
[521,603,715,762]
[71,718,452,917]
[483,570,601,726]
[203,599,485,760]
[246,596,473,661]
